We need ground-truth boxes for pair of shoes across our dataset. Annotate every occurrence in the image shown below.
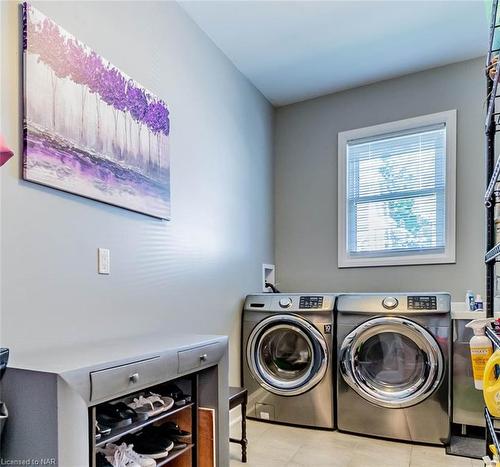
[97,442,156,467]
[96,421,112,440]
[122,430,174,460]
[155,422,192,446]
[161,384,191,407]
[97,403,144,429]
[127,394,174,418]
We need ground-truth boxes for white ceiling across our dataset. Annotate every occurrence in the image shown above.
[179,1,488,106]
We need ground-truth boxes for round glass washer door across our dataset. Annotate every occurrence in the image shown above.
[247,314,328,396]
[340,316,444,408]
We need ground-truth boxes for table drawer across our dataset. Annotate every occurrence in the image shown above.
[90,356,163,401]
[178,344,220,373]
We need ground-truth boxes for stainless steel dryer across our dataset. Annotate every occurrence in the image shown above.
[336,293,450,445]
[242,293,336,429]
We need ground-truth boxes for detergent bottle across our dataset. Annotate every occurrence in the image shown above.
[484,348,500,417]
[466,319,494,390]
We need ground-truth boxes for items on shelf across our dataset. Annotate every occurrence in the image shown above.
[484,346,500,417]
[96,422,112,440]
[97,403,136,430]
[466,290,476,311]
[161,384,192,407]
[126,394,175,418]
[150,421,193,448]
[122,429,174,460]
[489,55,499,81]
[97,442,157,467]
[495,184,500,244]
[466,319,494,389]
[92,378,195,467]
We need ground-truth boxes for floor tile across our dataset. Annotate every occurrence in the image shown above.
[230,420,482,467]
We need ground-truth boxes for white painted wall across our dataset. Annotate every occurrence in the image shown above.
[274,58,485,300]
[0,1,274,385]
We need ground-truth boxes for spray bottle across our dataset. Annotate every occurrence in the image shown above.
[466,319,494,389]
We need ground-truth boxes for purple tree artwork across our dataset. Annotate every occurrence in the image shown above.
[22,3,171,219]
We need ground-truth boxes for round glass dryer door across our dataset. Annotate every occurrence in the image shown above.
[247,314,328,396]
[340,316,444,408]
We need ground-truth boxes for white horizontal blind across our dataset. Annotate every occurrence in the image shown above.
[346,124,446,257]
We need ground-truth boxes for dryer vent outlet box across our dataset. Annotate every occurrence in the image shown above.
[256,403,274,421]
[262,264,275,292]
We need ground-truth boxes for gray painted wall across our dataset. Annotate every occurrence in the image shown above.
[274,57,485,300]
[0,1,274,385]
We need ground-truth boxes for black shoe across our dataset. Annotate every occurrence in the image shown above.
[122,431,174,459]
[161,384,192,407]
[153,421,192,444]
[96,403,137,429]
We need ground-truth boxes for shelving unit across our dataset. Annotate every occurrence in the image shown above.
[486,326,500,349]
[95,402,195,448]
[485,0,500,316]
[90,374,199,467]
[484,1,500,462]
[484,327,500,458]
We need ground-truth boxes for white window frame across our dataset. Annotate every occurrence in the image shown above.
[337,110,456,268]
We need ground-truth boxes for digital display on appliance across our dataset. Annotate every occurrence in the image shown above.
[407,295,437,310]
[299,296,323,309]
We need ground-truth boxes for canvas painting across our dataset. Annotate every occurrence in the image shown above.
[22,3,171,219]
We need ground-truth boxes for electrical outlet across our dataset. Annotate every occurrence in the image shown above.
[98,248,110,275]
[262,264,276,292]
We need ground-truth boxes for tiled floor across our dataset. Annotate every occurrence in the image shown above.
[230,420,483,467]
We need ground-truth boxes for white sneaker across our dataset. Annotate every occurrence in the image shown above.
[97,443,141,467]
[124,445,157,467]
[108,448,139,467]
[97,443,120,458]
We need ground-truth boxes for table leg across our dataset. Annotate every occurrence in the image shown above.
[242,398,248,463]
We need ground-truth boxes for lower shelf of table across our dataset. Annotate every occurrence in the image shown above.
[157,444,194,467]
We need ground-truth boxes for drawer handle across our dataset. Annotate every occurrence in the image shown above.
[200,354,208,362]
[129,373,140,384]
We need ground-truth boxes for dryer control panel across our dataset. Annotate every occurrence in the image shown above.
[407,295,437,310]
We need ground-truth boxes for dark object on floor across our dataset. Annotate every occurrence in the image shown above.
[445,434,484,460]
[229,386,248,463]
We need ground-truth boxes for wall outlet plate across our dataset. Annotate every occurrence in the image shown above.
[262,263,275,292]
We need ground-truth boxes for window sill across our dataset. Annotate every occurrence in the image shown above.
[338,252,456,268]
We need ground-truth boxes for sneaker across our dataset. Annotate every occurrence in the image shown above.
[97,443,141,467]
[121,434,172,460]
[107,448,139,467]
[123,445,157,467]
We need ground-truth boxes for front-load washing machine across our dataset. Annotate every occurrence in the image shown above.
[242,293,336,429]
[336,293,451,445]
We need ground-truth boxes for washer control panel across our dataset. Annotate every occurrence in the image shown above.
[299,296,324,309]
[407,295,437,310]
